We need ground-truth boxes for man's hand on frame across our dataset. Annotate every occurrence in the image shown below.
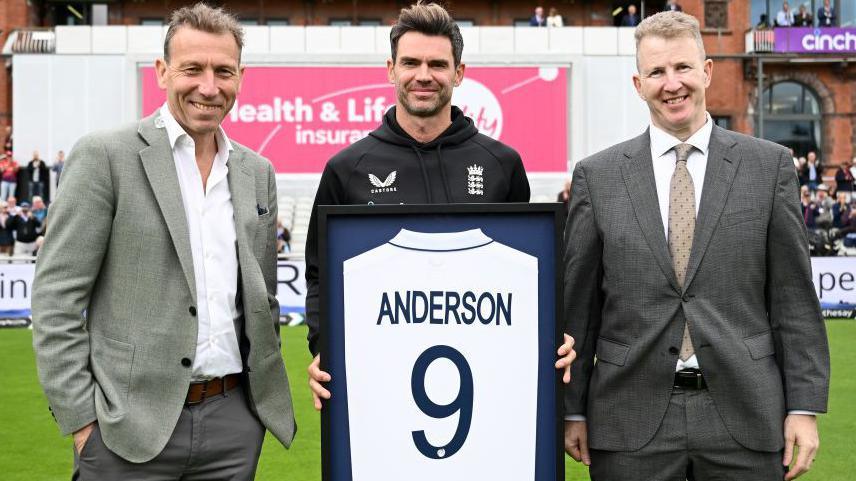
[556,334,576,384]
[308,354,331,411]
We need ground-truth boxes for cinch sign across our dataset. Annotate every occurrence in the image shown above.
[775,27,856,53]
[140,66,569,174]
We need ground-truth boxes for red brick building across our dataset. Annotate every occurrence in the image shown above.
[2,0,855,172]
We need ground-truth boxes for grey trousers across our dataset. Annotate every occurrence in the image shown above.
[590,389,786,481]
[72,386,266,481]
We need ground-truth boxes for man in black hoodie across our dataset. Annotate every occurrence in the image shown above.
[306,0,575,409]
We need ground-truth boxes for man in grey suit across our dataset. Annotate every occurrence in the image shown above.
[563,11,829,481]
[32,3,295,479]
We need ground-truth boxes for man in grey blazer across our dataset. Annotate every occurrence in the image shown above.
[563,11,829,481]
[32,4,295,479]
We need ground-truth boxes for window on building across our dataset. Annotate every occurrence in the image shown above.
[704,0,729,29]
[51,3,89,26]
[140,18,165,26]
[712,116,732,130]
[842,0,855,27]
[457,19,475,27]
[239,19,260,26]
[513,19,531,27]
[757,81,822,157]
[750,0,768,29]
[358,19,382,26]
[329,19,353,26]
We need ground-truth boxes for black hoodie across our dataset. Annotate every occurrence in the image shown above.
[304,106,530,355]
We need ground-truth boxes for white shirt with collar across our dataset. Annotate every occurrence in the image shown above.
[776,9,794,26]
[649,112,712,372]
[343,229,539,478]
[159,103,243,381]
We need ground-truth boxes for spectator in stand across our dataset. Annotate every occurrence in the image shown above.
[776,1,794,26]
[801,185,819,228]
[836,159,854,199]
[815,184,834,228]
[0,201,14,256]
[663,0,682,12]
[52,150,65,185]
[621,4,640,26]
[757,13,770,29]
[546,7,564,27]
[833,192,852,230]
[557,179,571,218]
[26,151,50,202]
[278,223,292,254]
[9,202,41,256]
[530,6,547,26]
[796,156,808,185]
[794,4,813,26]
[31,196,47,233]
[801,151,821,191]
[817,0,835,27]
[0,155,19,200]
[5,196,20,216]
[3,126,11,155]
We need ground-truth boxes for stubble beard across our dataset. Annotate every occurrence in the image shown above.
[398,84,452,119]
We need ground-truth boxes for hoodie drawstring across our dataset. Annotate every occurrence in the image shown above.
[436,143,453,202]
[412,147,433,203]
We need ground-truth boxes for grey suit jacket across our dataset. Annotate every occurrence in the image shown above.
[32,112,295,463]
[563,125,830,452]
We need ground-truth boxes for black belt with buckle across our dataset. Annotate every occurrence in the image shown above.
[674,368,707,390]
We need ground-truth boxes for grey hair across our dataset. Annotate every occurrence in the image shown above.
[163,2,244,63]
[634,11,705,69]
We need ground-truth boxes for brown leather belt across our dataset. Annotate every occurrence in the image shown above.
[185,374,241,405]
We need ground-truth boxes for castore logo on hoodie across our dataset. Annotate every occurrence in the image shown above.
[369,171,398,193]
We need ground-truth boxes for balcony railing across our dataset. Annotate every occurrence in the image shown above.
[746,29,775,53]
[746,27,856,54]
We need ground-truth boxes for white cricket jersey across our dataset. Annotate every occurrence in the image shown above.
[343,228,539,481]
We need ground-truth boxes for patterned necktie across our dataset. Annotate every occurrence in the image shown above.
[668,143,695,361]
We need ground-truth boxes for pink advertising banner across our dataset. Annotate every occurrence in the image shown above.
[141,66,568,173]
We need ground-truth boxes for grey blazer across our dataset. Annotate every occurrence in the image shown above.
[32,112,295,463]
[563,125,830,452]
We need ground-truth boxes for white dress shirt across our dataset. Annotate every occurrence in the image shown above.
[776,9,794,26]
[160,104,243,381]
[649,113,712,372]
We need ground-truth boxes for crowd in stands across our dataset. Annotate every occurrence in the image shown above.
[757,0,836,28]
[1,127,60,258]
[528,1,683,28]
[797,149,856,256]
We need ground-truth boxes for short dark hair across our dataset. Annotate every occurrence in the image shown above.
[390,1,464,66]
[163,2,244,63]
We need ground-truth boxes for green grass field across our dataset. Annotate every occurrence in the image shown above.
[1,322,853,480]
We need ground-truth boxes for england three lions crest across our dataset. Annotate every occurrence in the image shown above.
[467,164,484,196]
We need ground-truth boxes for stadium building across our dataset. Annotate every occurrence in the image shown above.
[1,0,855,217]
